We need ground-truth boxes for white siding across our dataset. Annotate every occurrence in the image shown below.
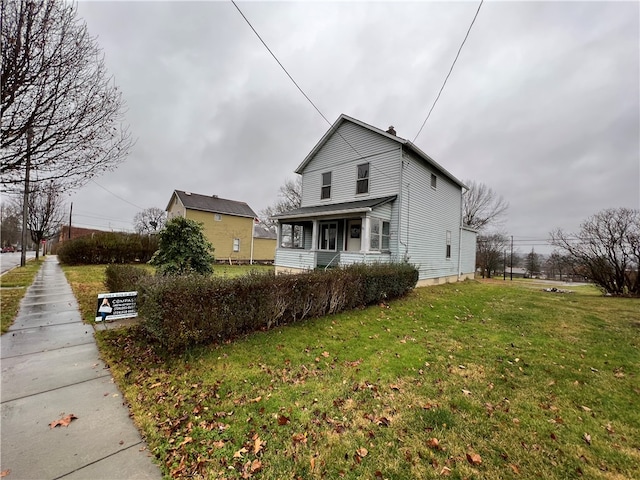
[460,228,477,274]
[400,152,463,280]
[300,122,402,207]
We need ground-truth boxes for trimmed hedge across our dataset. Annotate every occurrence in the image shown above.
[57,232,158,265]
[139,263,418,351]
[104,264,152,293]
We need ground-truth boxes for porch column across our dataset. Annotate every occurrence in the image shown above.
[311,219,319,250]
[361,216,370,253]
[276,221,282,248]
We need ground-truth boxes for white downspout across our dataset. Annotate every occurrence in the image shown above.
[457,189,466,281]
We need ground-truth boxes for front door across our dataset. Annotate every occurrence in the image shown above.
[346,220,361,252]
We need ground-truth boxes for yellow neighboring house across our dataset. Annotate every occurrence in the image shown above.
[166,190,276,263]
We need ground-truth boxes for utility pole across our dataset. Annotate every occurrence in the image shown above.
[20,127,33,267]
[510,235,514,281]
[68,202,73,239]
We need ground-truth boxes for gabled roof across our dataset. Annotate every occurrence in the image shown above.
[295,114,467,190]
[168,190,257,218]
[253,225,277,240]
[273,195,397,221]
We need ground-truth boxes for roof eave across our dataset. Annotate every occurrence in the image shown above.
[403,142,467,189]
[274,206,374,221]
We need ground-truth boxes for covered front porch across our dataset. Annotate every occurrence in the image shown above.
[273,196,396,271]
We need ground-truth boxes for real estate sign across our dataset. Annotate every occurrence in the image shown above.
[96,291,138,322]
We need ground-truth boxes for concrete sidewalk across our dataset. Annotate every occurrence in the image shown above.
[1,256,162,480]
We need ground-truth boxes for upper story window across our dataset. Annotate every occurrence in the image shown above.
[214,214,222,221]
[321,171,332,199]
[357,163,369,194]
[431,173,437,189]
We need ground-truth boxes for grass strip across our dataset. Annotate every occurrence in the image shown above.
[1,258,44,333]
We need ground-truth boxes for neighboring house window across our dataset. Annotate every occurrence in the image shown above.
[214,214,222,221]
[233,238,240,252]
[446,230,451,259]
[357,163,369,194]
[431,173,437,189]
[370,219,390,251]
[321,172,332,199]
[319,222,337,251]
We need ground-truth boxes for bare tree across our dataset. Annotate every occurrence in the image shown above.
[22,181,65,258]
[134,207,166,235]
[462,180,509,231]
[259,177,302,231]
[476,232,508,278]
[1,0,133,190]
[550,208,640,296]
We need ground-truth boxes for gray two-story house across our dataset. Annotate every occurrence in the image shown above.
[273,114,476,286]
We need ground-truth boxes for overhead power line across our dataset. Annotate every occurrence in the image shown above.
[230,0,384,175]
[413,0,484,143]
[230,0,332,127]
[91,179,144,210]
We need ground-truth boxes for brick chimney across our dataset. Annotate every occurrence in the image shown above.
[386,125,396,136]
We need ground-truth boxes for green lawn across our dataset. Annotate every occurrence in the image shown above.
[1,258,44,333]
[88,278,639,479]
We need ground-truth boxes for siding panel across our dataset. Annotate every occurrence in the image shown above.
[301,123,402,207]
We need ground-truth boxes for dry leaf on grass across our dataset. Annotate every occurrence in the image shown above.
[49,414,77,428]
[466,452,482,465]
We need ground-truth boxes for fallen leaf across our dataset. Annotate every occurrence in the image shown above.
[278,415,290,425]
[466,452,482,465]
[178,436,193,448]
[509,463,520,474]
[322,351,330,357]
[356,447,368,458]
[512,418,520,425]
[150,382,162,389]
[212,440,225,449]
[440,466,452,476]
[390,383,401,391]
[233,447,248,458]
[583,433,591,445]
[581,405,592,412]
[605,423,615,434]
[253,435,265,454]
[427,437,440,449]
[376,416,390,427]
[310,456,315,471]
[250,459,262,473]
[462,389,472,396]
[250,396,262,403]
[49,413,77,428]
[292,433,307,444]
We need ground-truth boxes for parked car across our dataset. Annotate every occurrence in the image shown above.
[1,246,16,253]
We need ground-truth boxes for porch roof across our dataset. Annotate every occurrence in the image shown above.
[273,195,396,221]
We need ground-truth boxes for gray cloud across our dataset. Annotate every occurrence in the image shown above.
[69,1,638,254]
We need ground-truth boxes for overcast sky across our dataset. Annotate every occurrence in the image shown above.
[69,0,639,255]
